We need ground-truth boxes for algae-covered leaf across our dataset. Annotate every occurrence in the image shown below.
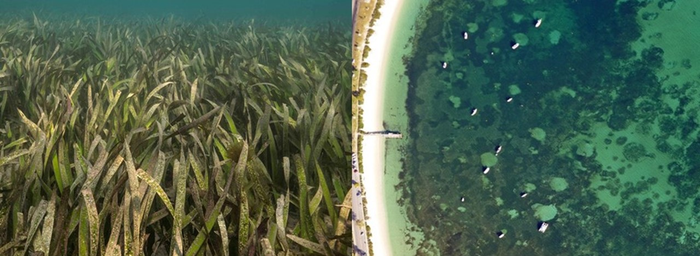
[261,238,274,256]
[136,168,174,216]
[222,108,239,135]
[78,206,90,256]
[123,141,141,255]
[122,190,133,256]
[98,155,123,197]
[315,163,337,224]
[145,81,173,103]
[293,155,314,240]
[171,153,187,256]
[40,193,56,254]
[104,204,123,256]
[80,188,99,256]
[0,148,29,166]
[23,200,48,256]
[188,150,207,191]
[283,156,290,187]
[1,137,27,150]
[217,213,229,256]
[237,184,250,256]
[286,234,324,254]
[85,144,108,191]
[309,186,323,216]
[99,89,122,132]
[190,78,198,106]
[313,101,335,161]
[275,194,289,248]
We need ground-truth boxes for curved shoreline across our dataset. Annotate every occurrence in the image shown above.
[358,0,430,255]
[358,0,399,252]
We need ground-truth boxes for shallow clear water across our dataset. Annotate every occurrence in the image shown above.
[402,0,700,255]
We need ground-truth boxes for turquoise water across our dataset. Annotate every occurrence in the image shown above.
[0,0,347,24]
[402,0,700,255]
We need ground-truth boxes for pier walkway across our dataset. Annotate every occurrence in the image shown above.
[360,130,403,138]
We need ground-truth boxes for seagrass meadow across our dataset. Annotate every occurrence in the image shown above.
[0,13,352,256]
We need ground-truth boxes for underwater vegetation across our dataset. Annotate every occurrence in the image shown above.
[401,0,700,255]
[0,13,351,255]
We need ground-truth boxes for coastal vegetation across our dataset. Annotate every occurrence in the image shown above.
[353,0,384,136]
[351,0,385,255]
[0,13,351,255]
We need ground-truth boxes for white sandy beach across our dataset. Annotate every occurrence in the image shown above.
[360,0,422,256]
[358,0,406,255]
[360,0,434,254]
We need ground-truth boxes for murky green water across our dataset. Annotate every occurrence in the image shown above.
[402,0,700,255]
[1,0,347,24]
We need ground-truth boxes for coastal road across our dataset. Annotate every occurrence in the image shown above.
[351,0,376,255]
[351,151,370,256]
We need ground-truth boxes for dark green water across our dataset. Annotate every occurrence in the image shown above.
[0,0,347,24]
[402,0,700,255]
